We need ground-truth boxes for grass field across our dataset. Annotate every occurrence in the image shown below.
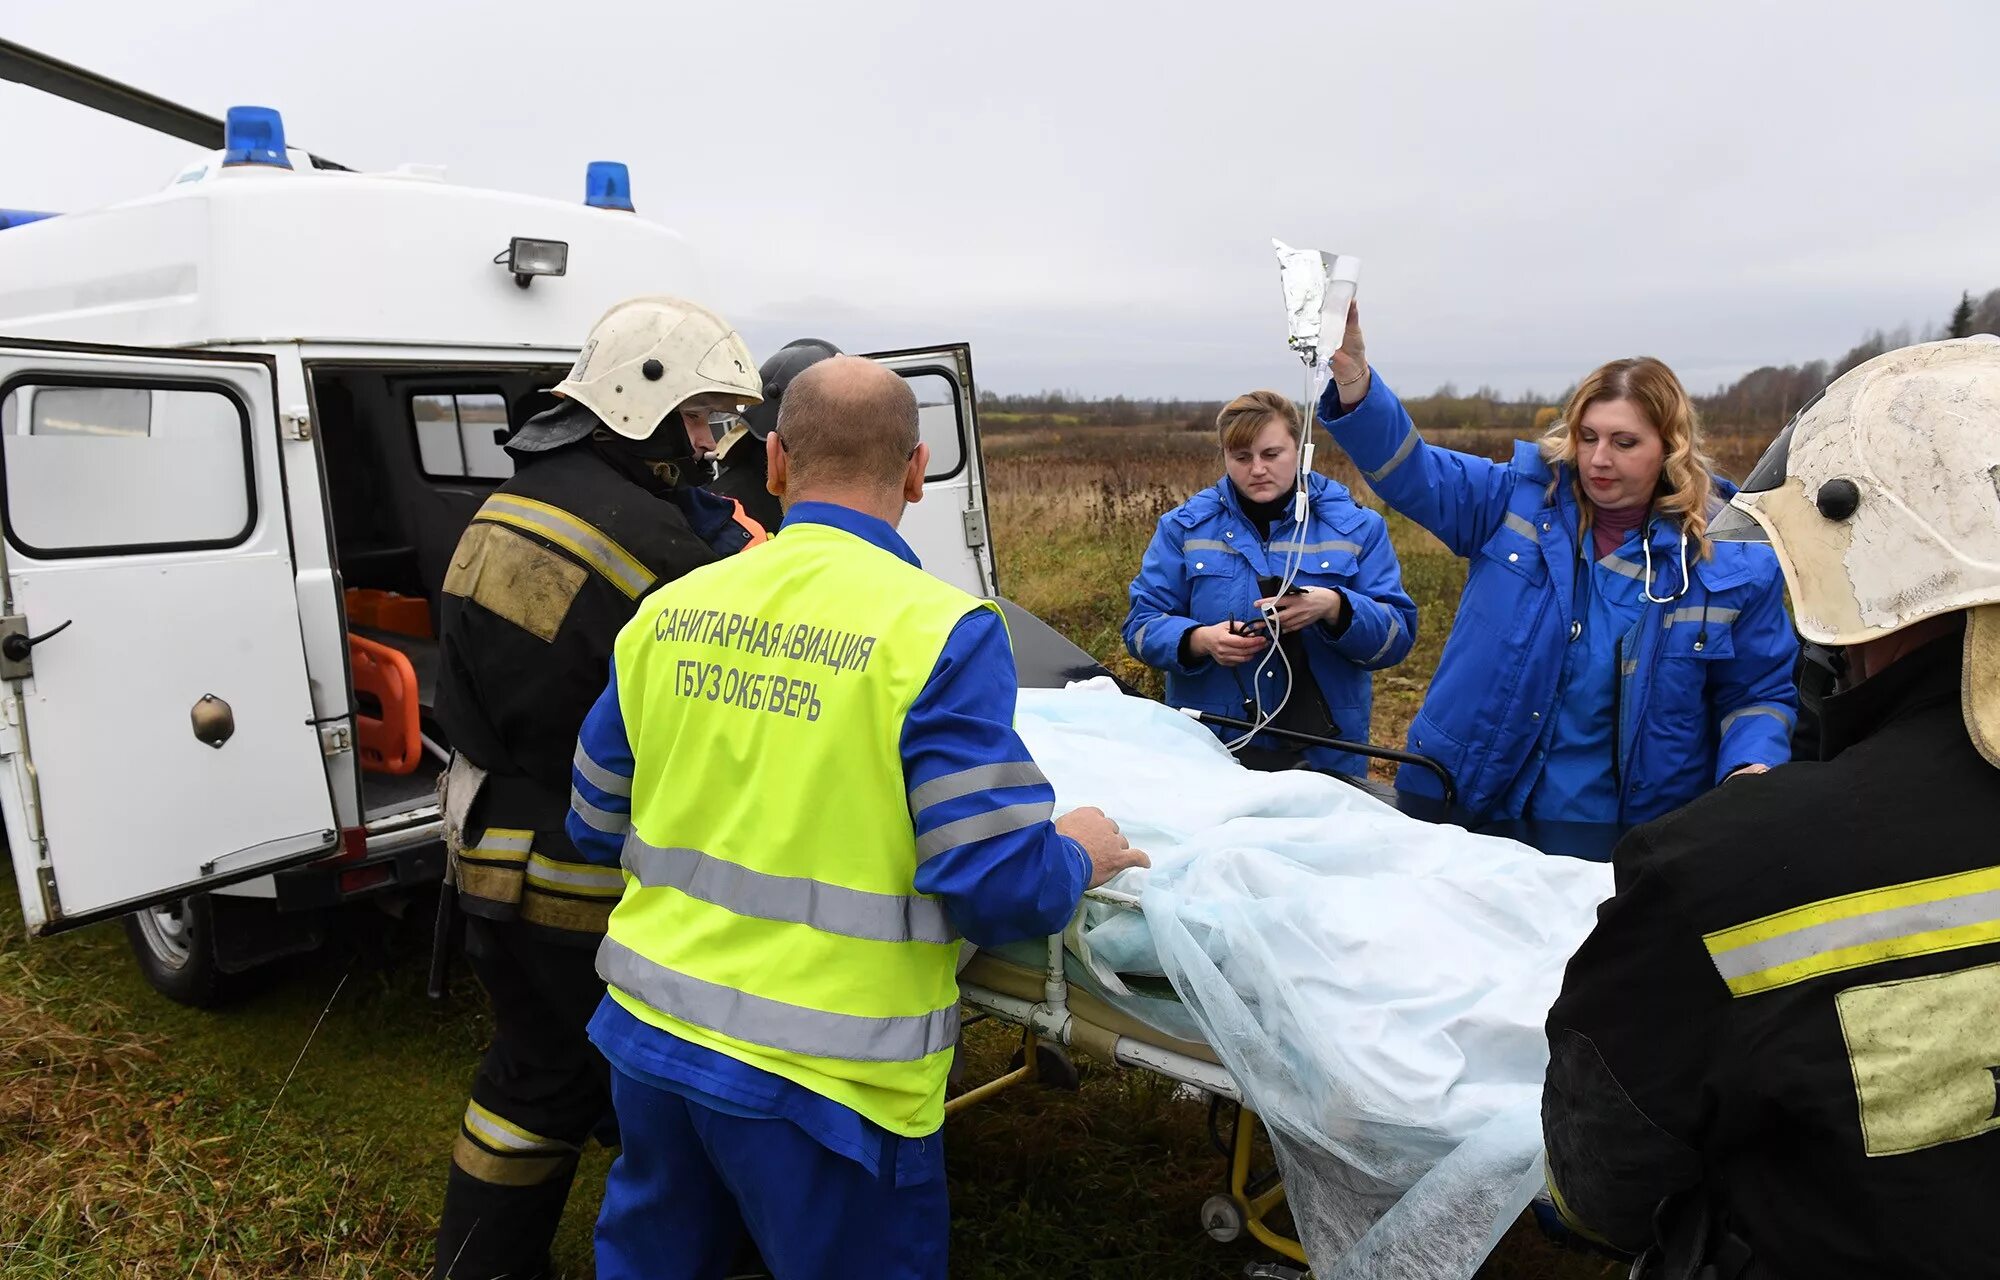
[0,416,1777,1278]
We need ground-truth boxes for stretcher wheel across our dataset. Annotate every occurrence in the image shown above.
[1008,1041,1081,1091]
[1201,1194,1245,1243]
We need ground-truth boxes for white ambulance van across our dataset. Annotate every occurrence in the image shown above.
[0,107,997,1004]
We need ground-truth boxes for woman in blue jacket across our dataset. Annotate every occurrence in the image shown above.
[1124,389,1417,776]
[1319,308,1797,825]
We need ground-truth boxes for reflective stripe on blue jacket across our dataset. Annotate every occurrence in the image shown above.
[1321,371,1798,824]
[1122,471,1416,775]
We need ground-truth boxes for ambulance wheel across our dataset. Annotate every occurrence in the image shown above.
[1201,1194,1245,1243]
[123,894,231,1008]
[1010,1041,1081,1091]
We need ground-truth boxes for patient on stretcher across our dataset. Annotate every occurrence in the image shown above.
[1010,680,1613,1280]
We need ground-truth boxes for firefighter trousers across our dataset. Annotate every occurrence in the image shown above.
[436,914,612,1279]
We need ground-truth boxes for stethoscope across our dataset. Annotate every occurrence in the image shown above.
[1639,522,1693,605]
[1570,518,1693,643]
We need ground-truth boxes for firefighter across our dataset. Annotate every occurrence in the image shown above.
[708,336,842,533]
[1542,336,2000,1279]
[567,356,1148,1277]
[432,296,765,1279]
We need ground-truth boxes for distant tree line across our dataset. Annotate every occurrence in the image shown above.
[983,287,2000,435]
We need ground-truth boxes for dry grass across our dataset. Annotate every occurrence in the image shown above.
[0,912,432,1277]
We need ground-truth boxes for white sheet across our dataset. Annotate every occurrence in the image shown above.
[1014,682,1613,1280]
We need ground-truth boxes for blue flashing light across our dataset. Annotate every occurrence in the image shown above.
[222,106,292,169]
[0,209,58,231]
[584,161,634,212]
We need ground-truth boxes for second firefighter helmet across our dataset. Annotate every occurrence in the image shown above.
[1712,334,2000,764]
[740,338,843,442]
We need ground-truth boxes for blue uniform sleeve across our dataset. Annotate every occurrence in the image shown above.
[1123,513,1210,676]
[1319,371,1518,560]
[1708,565,1800,780]
[568,658,635,865]
[905,610,1091,948]
[1315,509,1418,670]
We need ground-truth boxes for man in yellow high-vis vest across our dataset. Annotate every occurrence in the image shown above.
[567,355,1146,1278]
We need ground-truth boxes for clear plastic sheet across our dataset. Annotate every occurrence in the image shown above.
[1014,683,1611,1279]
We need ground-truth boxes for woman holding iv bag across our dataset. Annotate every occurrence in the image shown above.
[1317,304,1798,825]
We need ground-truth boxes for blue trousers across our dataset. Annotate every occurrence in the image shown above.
[595,1066,949,1280]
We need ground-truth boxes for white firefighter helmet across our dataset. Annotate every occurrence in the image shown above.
[552,296,762,440]
[1711,335,2000,764]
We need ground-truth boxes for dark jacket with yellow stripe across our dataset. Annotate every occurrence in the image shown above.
[1542,636,2000,1279]
[438,444,758,937]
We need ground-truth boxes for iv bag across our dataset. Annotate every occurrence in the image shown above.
[1274,239,1361,366]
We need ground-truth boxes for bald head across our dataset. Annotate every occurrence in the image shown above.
[773,356,921,494]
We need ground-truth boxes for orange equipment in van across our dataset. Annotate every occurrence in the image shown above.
[348,634,423,775]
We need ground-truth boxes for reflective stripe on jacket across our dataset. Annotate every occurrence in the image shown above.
[1322,371,1798,824]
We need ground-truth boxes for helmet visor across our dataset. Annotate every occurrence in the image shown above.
[1710,398,1811,542]
[1707,499,1769,543]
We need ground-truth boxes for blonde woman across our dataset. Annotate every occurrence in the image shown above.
[1318,307,1797,825]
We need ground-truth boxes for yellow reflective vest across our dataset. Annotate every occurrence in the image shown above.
[600,520,1000,1136]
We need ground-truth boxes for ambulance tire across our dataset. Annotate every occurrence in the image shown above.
[123,893,235,1008]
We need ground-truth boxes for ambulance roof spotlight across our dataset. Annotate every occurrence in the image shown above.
[584,161,634,212]
[221,106,293,169]
[495,236,569,289]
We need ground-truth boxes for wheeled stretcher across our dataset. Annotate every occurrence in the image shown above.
[947,886,1310,1273]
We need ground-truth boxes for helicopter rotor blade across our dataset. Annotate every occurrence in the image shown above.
[0,36,348,170]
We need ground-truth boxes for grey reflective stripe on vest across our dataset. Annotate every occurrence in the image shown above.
[1268,539,1363,556]
[1503,512,1539,541]
[1184,539,1240,556]
[1664,606,1740,628]
[597,936,960,1062]
[1721,704,1792,734]
[622,837,957,945]
[478,493,655,599]
[1366,615,1404,666]
[1365,427,1420,483]
[570,787,630,835]
[907,761,1049,818]
[914,800,1056,864]
[573,744,632,798]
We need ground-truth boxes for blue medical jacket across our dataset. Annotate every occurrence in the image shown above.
[568,501,1091,1186]
[1122,472,1417,774]
[1321,372,1799,825]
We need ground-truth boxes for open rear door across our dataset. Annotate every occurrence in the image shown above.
[865,344,998,597]
[0,342,337,935]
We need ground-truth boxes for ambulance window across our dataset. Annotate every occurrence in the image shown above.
[0,381,253,555]
[903,371,965,481]
[414,393,514,481]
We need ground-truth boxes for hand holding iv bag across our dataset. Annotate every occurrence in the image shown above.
[1273,239,1361,369]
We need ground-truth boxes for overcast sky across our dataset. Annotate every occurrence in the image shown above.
[6,1,1998,398]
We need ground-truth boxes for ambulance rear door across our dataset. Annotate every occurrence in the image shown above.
[865,344,998,597]
[0,341,338,935]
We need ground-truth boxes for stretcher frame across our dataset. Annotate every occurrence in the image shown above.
[947,886,1310,1269]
